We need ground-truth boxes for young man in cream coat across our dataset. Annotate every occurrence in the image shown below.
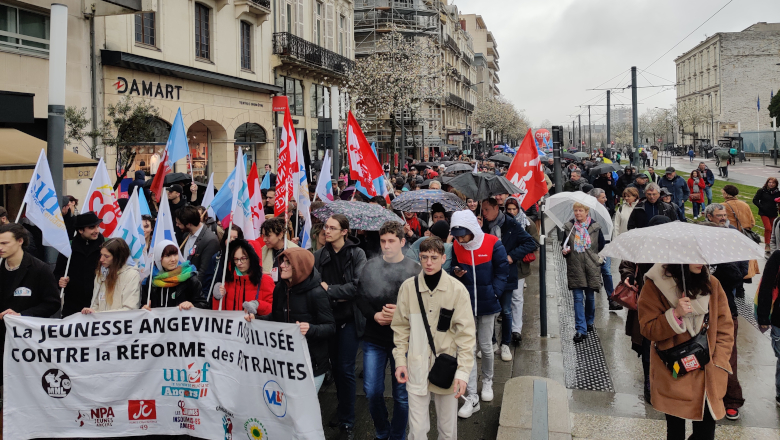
[392,237,476,439]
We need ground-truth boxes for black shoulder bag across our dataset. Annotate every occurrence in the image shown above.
[655,314,710,379]
[414,277,458,389]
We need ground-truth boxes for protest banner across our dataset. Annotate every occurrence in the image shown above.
[3,308,325,439]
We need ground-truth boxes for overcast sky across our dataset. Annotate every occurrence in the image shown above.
[454,0,780,128]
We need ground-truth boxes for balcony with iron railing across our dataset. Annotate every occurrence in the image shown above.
[235,0,271,15]
[461,51,473,66]
[446,93,475,113]
[444,33,459,53]
[273,32,355,77]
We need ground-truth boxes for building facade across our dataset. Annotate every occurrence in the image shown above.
[271,0,355,165]
[440,1,476,153]
[99,0,282,186]
[0,0,97,217]
[459,13,499,144]
[675,22,780,146]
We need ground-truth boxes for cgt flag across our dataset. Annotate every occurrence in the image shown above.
[83,157,122,237]
[355,143,390,204]
[22,150,71,258]
[275,101,299,217]
[506,129,548,210]
[346,111,383,196]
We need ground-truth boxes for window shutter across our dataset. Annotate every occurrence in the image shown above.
[345,14,351,58]
[325,2,334,51]
[280,0,287,32]
[296,0,304,37]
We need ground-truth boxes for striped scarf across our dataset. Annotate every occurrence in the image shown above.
[153,261,195,288]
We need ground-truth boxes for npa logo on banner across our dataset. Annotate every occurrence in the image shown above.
[3,309,324,440]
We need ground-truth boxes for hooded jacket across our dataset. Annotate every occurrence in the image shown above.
[142,240,207,309]
[54,233,105,317]
[267,248,335,377]
[449,210,509,316]
[482,211,537,290]
[127,170,152,204]
[638,263,733,421]
[90,265,142,312]
[314,236,368,336]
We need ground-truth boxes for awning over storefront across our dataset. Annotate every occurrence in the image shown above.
[0,129,97,185]
[101,50,283,95]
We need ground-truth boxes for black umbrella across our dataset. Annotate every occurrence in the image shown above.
[412,162,439,171]
[589,163,623,176]
[448,172,524,201]
[446,163,473,173]
[488,153,513,164]
[562,153,578,162]
[142,173,206,188]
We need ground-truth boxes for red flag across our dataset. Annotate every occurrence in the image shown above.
[149,149,171,203]
[506,129,548,210]
[247,162,264,236]
[275,103,298,217]
[346,111,383,196]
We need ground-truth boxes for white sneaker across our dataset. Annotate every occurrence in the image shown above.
[501,344,512,362]
[493,342,500,354]
[458,394,481,418]
[481,381,494,402]
[477,349,482,359]
[524,280,528,288]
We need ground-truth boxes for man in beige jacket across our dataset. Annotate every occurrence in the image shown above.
[392,237,476,440]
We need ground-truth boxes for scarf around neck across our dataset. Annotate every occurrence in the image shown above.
[153,261,195,288]
[486,211,506,238]
[572,216,592,253]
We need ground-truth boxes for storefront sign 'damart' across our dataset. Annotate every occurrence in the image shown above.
[115,77,182,100]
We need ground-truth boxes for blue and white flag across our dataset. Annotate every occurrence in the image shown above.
[22,150,71,257]
[314,151,334,202]
[260,172,271,190]
[209,166,238,221]
[757,95,761,111]
[111,188,146,270]
[137,185,152,216]
[230,152,256,240]
[201,173,216,219]
[150,189,178,254]
[167,108,190,165]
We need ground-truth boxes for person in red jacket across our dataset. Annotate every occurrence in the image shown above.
[687,169,707,220]
[212,239,273,314]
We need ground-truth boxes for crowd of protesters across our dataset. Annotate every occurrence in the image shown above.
[4,148,780,440]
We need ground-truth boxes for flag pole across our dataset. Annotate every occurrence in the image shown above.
[219,220,234,311]
[13,201,26,223]
[146,266,154,308]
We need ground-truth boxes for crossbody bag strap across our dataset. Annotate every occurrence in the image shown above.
[724,201,743,230]
[414,277,438,356]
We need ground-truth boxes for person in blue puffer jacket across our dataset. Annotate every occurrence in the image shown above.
[448,209,509,419]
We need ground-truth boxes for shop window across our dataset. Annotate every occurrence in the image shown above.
[195,3,210,60]
[235,123,267,143]
[135,12,155,46]
[240,21,252,70]
[0,4,49,54]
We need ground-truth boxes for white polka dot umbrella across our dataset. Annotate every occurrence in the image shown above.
[599,221,765,264]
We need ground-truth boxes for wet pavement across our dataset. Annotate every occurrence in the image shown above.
[635,151,778,188]
[317,232,780,439]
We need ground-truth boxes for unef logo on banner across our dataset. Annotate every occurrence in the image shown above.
[114,77,182,100]
[161,362,210,399]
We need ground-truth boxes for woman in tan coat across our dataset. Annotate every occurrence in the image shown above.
[82,238,141,313]
[638,263,733,440]
[722,184,755,231]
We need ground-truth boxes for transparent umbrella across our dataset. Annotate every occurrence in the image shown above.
[544,192,613,238]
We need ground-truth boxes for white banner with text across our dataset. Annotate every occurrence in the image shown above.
[3,308,324,439]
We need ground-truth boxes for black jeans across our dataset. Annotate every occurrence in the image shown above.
[665,401,716,440]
